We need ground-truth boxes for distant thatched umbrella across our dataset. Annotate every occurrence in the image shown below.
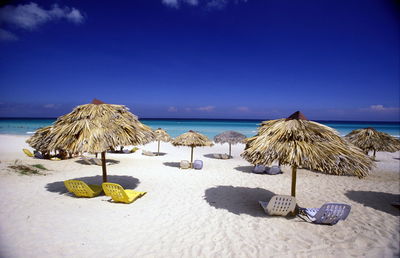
[153,128,172,155]
[214,130,246,157]
[345,128,400,159]
[26,99,155,182]
[242,111,373,197]
[172,130,213,166]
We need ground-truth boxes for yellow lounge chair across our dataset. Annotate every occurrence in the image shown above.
[64,180,103,198]
[102,182,146,204]
[23,148,34,157]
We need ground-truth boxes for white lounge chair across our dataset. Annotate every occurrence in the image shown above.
[259,195,296,216]
[180,160,191,169]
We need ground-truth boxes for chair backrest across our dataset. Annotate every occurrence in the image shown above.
[193,160,203,169]
[180,160,190,169]
[314,203,351,225]
[267,165,281,175]
[64,180,95,197]
[102,183,130,203]
[23,149,34,157]
[213,154,222,159]
[221,154,229,159]
[252,164,266,174]
[267,195,296,216]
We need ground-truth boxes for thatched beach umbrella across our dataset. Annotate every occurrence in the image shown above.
[153,128,171,155]
[345,128,400,159]
[242,111,373,197]
[26,125,53,153]
[214,130,246,157]
[172,130,213,166]
[27,99,155,182]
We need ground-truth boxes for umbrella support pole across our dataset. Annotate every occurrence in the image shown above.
[157,140,160,156]
[291,165,297,197]
[190,146,194,168]
[229,143,231,158]
[101,151,107,182]
[373,149,376,160]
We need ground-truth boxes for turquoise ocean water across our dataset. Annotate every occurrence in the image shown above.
[0,118,399,138]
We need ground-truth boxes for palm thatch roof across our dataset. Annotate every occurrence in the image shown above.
[172,130,213,147]
[28,101,155,154]
[172,130,213,165]
[242,111,373,177]
[26,125,53,152]
[154,128,172,142]
[345,127,400,153]
[26,100,155,182]
[214,130,246,145]
[242,111,373,198]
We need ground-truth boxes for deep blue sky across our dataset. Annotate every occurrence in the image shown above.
[0,0,399,121]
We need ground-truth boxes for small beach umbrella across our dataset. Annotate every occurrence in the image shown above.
[214,130,246,157]
[345,128,400,159]
[27,99,155,182]
[153,128,172,155]
[241,111,373,198]
[172,130,213,166]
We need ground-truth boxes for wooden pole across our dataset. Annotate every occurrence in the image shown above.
[101,151,107,182]
[229,143,232,158]
[291,165,297,197]
[157,140,160,156]
[190,146,194,168]
[373,149,376,160]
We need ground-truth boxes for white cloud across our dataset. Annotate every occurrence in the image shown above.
[168,106,178,112]
[236,106,249,112]
[366,105,399,112]
[0,28,18,41]
[197,105,215,112]
[0,2,84,41]
[184,107,192,112]
[162,0,198,8]
[161,0,246,9]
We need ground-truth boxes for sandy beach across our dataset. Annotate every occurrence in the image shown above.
[0,134,399,257]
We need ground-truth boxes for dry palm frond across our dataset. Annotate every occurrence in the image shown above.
[172,130,213,165]
[26,126,53,152]
[242,112,373,178]
[172,130,213,147]
[154,128,172,142]
[214,130,246,145]
[30,103,155,154]
[345,128,400,158]
[214,130,246,157]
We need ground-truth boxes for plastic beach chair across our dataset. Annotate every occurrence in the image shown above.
[142,150,156,156]
[266,165,281,175]
[64,180,103,198]
[299,203,351,225]
[213,154,222,159]
[252,164,266,174]
[102,183,146,204]
[193,160,203,170]
[259,195,296,216]
[23,149,34,157]
[180,160,191,169]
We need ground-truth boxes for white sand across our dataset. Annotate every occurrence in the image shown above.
[0,134,399,258]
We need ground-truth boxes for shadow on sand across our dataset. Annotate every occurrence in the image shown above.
[204,185,276,217]
[74,159,120,166]
[45,175,140,195]
[203,154,225,160]
[345,190,400,216]
[163,162,181,168]
[234,166,254,173]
